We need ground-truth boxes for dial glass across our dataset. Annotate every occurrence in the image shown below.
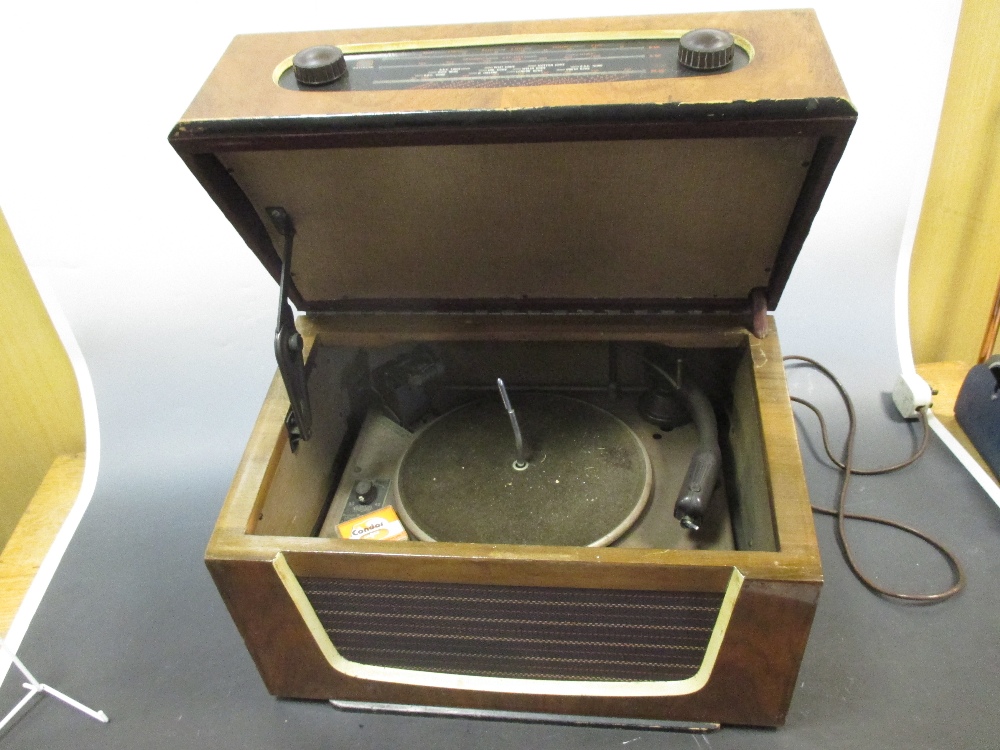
[279,38,750,91]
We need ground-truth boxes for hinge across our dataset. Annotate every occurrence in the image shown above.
[268,206,312,449]
[750,287,769,339]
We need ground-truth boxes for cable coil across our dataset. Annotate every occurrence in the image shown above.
[784,355,965,603]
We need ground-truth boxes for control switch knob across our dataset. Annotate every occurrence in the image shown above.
[353,480,377,505]
[678,29,736,71]
[292,45,348,86]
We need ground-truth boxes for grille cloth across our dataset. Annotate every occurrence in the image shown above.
[300,577,724,681]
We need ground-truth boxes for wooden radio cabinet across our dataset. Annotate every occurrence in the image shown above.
[170,9,855,727]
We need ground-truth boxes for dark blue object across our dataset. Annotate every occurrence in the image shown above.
[954,355,1000,477]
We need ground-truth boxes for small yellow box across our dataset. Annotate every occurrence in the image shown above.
[336,507,409,541]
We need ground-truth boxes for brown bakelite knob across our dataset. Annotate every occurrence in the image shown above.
[678,29,736,71]
[292,45,347,86]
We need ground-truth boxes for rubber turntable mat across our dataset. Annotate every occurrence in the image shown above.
[395,394,651,546]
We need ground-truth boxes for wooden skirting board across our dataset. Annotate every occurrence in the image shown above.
[0,453,85,638]
[917,362,998,483]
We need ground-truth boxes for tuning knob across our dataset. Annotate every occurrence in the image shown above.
[292,45,348,86]
[678,29,736,71]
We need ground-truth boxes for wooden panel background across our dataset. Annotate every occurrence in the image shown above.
[909,0,1000,364]
[0,208,85,551]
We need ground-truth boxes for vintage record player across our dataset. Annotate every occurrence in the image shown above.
[170,10,855,728]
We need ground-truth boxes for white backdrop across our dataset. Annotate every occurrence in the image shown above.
[0,1,962,483]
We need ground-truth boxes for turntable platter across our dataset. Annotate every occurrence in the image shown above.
[393,394,652,546]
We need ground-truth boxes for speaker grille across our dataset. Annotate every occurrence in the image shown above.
[300,577,724,681]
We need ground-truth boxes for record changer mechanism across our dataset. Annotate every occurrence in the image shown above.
[319,342,732,551]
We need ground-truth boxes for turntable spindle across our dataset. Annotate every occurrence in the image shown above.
[496,378,530,470]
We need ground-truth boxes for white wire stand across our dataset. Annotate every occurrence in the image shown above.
[0,638,107,733]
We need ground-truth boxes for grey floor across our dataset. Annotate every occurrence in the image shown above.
[1,356,998,750]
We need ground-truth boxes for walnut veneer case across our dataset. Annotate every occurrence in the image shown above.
[170,10,855,728]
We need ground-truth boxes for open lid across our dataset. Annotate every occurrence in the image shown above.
[170,10,855,318]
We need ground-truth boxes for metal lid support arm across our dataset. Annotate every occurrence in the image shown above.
[269,207,312,448]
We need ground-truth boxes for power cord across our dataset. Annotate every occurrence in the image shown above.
[784,355,965,603]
